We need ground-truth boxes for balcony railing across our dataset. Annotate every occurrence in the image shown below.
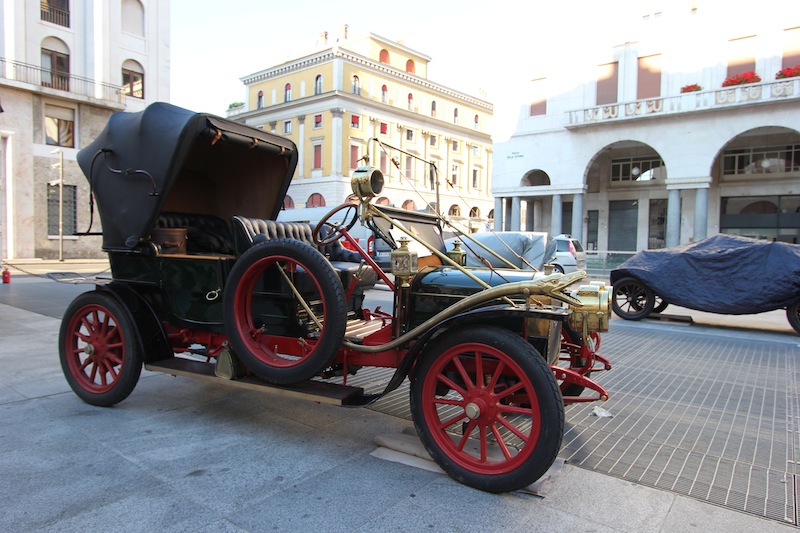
[566,77,800,128]
[0,57,124,104]
[40,1,70,27]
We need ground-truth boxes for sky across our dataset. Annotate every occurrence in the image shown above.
[169,0,792,141]
[169,0,636,140]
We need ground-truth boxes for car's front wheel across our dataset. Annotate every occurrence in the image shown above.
[787,300,800,335]
[611,277,655,320]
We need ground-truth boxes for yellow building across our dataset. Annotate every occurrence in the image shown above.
[229,29,494,232]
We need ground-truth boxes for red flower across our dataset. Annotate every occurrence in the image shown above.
[722,71,761,87]
[680,83,702,93]
[775,66,800,79]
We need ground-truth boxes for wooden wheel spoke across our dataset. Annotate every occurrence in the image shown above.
[494,380,525,402]
[490,423,514,460]
[496,414,530,443]
[452,356,475,390]
[487,360,505,391]
[436,372,468,399]
[457,421,477,451]
[438,411,467,431]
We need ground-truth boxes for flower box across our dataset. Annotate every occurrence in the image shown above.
[680,83,702,93]
[776,66,800,79]
[722,71,761,87]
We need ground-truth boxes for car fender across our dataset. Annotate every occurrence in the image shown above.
[100,283,172,363]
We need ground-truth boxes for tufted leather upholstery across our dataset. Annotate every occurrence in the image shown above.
[231,216,377,292]
[154,212,234,255]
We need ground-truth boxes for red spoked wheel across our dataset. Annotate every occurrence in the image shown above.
[59,291,143,406]
[410,326,564,493]
[223,239,347,384]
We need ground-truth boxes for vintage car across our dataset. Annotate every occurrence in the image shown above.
[610,234,800,334]
[59,102,613,493]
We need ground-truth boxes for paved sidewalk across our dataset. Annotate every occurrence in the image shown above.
[0,297,796,532]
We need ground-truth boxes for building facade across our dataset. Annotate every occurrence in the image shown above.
[0,0,170,260]
[229,29,494,233]
[493,4,800,264]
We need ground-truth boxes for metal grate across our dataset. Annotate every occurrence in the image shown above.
[338,326,800,526]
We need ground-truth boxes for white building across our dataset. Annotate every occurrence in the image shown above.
[0,0,170,260]
[493,3,800,266]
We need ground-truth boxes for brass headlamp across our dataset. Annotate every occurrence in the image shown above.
[351,166,384,199]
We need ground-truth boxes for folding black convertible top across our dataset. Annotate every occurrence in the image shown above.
[77,102,297,251]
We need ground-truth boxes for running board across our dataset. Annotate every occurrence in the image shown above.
[145,358,365,406]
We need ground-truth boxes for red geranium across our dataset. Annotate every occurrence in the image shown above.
[680,83,702,93]
[722,71,761,87]
[775,66,800,79]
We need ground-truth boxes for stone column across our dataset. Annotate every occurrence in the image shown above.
[571,192,584,241]
[296,115,305,178]
[525,200,535,230]
[694,186,709,242]
[331,108,343,177]
[494,196,503,231]
[511,196,521,231]
[666,188,681,247]
[551,194,562,235]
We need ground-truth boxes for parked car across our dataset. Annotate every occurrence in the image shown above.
[60,102,614,493]
[552,235,586,274]
[610,234,800,334]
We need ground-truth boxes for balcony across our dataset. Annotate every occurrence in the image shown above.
[41,1,70,27]
[0,57,125,105]
[566,77,800,128]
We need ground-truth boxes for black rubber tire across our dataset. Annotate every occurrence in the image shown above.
[552,264,565,274]
[223,239,347,384]
[652,295,669,314]
[410,326,564,493]
[787,300,800,335]
[612,277,655,320]
[59,291,143,407]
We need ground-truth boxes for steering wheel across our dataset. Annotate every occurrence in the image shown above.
[312,203,359,245]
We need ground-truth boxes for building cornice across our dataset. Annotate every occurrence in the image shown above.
[240,48,492,112]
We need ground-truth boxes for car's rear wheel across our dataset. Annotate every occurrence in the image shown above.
[224,239,347,384]
[410,326,564,493]
[652,295,669,314]
[59,291,143,406]
[611,277,655,320]
[787,300,800,335]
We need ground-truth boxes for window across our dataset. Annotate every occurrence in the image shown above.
[257,91,264,108]
[406,59,415,73]
[45,104,75,147]
[722,144,799,175]
[472,145,479,157]
[407,93,414,110]
[402,200,417,211]
[314,114,322,128]
[451,164,459,186]
[283,120,292,134]
[727,36,756,79]
[405,155,413,180]
[350,145,360,168]
[597,62,619,105]
[611,156,665,182]
[449,205,460,217]
[283,195,295,209]
[470,206,480,218]
[41,0,70,27]
[307,192,326,207]
[47,183,77,235]
[379,49,390,63]
[451,140,459,152]
[782,27,800,69]
[314,74,323,95]
[381,85,389,103]
[529,78,547,116]
[637,54,661,100]
[313,144,322,169]
[41,44,70,91]
[473,114,479,130]
[472,169,479,189]
[431,100,437,117]
[121,59,144,99]
[351,114,360,128]
[406,129,414,142]
[380,122,388,135]
[430,134,437,147]
[284,83,292,102]
[453,108,459,124]
[352,75,361,95]
[121,0,144,36]
[380,152,388,174]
